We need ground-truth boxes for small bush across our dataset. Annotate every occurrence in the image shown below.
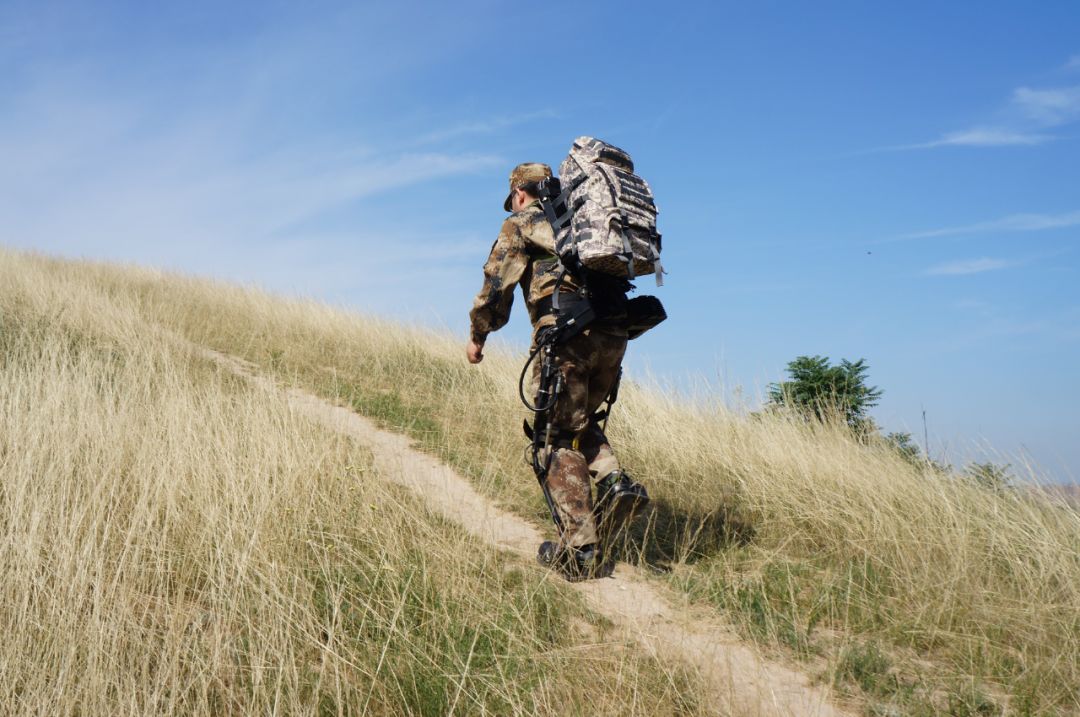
[964,462,1013,493]
[767,355,882,431]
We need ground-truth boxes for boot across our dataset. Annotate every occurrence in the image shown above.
[594,471,649,543]
[536,541,610,581]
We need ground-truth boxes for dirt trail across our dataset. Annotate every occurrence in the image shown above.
[207,349,852,717]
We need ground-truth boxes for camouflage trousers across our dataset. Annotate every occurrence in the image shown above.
[533,328,627,549]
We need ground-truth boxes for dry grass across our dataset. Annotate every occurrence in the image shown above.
[8,247,1080,714]
[0,249,707,715]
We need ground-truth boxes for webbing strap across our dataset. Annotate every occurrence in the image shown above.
[552,186,575,232]
[618,224,636,280]
[540,197,559,227]
[645,233,663,286]
[551,266,567,312]
[539,181,574,234]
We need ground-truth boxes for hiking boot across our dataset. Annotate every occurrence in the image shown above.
[537,541,611,581]
[594,472,650,539]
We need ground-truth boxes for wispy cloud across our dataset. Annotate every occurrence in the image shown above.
[412,110,558,146]
[894,128,1051,150]
[886,57,1080,151]
[1066,55,1080,72]
[0,85,501,258]
[924,257,1013,276]
[897,210,1080,240]
[1012,85,1080,125]
[0,3,509,313]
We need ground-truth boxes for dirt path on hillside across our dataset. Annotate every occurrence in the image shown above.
[205,348,853,717]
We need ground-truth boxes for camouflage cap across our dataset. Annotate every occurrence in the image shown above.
[503,162,552,212]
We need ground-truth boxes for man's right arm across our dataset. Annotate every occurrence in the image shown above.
[468,218,529,349]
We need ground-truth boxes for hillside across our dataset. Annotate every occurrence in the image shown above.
[2,248,1079,715]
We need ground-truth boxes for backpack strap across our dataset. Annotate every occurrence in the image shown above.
[550,265,567,313]
[648,234,664,287]
[540,197,573,236]
[536,178,575,235]
[618,226,636,280]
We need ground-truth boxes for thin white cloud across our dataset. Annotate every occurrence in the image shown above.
[924,257,1013,276]
[1012,85,1080,126]
[896,128,1052,149]
[885,55,1080,151]
[898,210,1080,240]
[0,4,506,293]
[412,110,558,146]
[0,90,501,256]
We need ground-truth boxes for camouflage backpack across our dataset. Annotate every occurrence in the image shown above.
[539,137,664,285]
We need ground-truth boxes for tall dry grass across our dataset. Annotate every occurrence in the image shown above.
[14,249,1080,713]
[0,249,706,715]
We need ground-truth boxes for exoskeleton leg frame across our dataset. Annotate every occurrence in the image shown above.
[525,341,567,532]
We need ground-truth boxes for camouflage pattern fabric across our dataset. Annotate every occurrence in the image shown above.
[537,329,626,435]
[503,162,552,212]
[544,448,596,546]
[470,193,630,551]
[469,201,587,344]
[555,136,663,281]
[538,329,627,549]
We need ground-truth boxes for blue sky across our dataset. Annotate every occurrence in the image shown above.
[2,1,1078,482]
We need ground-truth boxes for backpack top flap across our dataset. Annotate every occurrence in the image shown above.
[554,137,663,283]
[567,136,634,173]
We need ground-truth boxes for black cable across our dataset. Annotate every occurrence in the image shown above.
[518,345,547,412]
[518,329,562,413]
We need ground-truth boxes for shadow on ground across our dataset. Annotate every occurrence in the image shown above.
[612,498,755,571]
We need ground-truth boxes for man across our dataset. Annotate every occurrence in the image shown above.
[466,162,646,580]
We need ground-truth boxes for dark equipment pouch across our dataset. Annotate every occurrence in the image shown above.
[624,295,667,340]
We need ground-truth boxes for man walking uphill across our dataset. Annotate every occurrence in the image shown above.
[466,161,648,581]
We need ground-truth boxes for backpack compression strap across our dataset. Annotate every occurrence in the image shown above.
[649,235,664,287]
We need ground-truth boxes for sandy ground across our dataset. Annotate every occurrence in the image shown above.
[207,348,853,717]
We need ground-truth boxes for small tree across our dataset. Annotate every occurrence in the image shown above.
[768,355,882,432]
[882,431,951,474]
[964,462,1013,492]
[884,431,922,466]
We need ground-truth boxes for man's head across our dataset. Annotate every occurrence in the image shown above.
[504,162,552,212]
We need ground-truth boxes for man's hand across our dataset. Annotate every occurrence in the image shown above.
[467,339,485,364]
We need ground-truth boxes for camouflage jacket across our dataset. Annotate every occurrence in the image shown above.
[469,201,581,343]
